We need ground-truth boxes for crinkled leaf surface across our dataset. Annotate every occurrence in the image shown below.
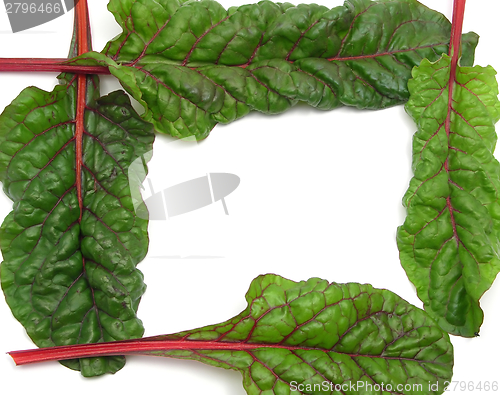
[152,275,453,394]
[11,275,454,394]
[397,55,500,337]
[81,0,478,140]
[0,73,155,376]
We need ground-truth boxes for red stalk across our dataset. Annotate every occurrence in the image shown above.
[0,58,110,74]
[75,0,90,222]
[8,336,425,366]
[449,0,466,62]
[443,0,466,246]
[8,338,296,365]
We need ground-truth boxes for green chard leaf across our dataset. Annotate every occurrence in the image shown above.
[397,55,500,337]
[9,275,454,394]
[77,0,478,140]
[0,71,155,376]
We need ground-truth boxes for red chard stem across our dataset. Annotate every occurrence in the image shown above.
[0,58,110,74]
[450,0,466,64]
[8,338,301,366]
[75,0,90,223]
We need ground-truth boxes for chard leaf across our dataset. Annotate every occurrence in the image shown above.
[397,55,500,337]
[0,72,155,376]
[10,275,454,394]
[88,0,478,140]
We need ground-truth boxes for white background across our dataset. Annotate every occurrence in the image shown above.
[0,0,499,394]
